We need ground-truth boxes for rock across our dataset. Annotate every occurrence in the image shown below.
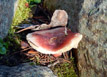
[0,63,56,77]
[78,0,107,77]
[0,0,18,39]
[43,0,107,77]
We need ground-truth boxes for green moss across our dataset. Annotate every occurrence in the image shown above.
[12,0,31,26]
[8,0,31,43]
[29,62,36,65]
[52,58,78,77]
[5,0,32,53]
[9,0,31,34]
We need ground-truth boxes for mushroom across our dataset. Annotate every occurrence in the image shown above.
[26,27,82,57]
[32,10,68,31]
[49,10,68,27]
[49,10,68,35]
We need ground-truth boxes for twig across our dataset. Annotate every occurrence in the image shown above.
[63,52,69,60]
[21,47,32,52]
[58,58,71,63]
[48,60,60,67]
[16,25,39,33]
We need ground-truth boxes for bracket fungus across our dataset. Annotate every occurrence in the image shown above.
[26,27,82,57]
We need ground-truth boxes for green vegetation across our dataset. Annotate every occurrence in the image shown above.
[52,58,78,77]
[26,0,42,8]
[8,0,31,47]
[29,62,36,65]
[12,0,31,26]
[0,38,8,54]
[10,0,31,34]
[8,0,42,52]
[27,0,41,4]
[4,0,32,54]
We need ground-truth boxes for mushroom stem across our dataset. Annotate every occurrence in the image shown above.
[53,53,62,57]
[65,26,68,35]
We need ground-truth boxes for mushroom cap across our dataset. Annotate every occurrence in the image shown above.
[26,27,82,54]
[49,10,68,27]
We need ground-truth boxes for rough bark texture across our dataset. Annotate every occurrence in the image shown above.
[0,63,56,77]
[43,0,107,77]
[0,0,18,39]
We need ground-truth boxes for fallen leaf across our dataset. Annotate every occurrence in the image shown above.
[21,41,29,49]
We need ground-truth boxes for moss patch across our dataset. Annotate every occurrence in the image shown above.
[51,58,78,77]
[12,0,31,26]
[7,0,32,48]
[10,0,31,34]
[4,0,32,54]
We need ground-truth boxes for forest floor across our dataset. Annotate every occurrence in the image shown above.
[0,0,78,77]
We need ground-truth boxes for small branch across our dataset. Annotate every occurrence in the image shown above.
[21,47,32,52]
[16,25,39,33]
[48,60,60,67]
[63,52,69,60]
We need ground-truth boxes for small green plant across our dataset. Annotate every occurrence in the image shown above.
[26,0,42,8]
[0,38,8,55]
[27,0,41,4]
[12,0,31,27]
[51,57,77,77]
[29,62,36,65]
[56,63,77,77]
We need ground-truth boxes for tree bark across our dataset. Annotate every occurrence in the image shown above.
[43,0,107,77]
[0,0,18,39]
